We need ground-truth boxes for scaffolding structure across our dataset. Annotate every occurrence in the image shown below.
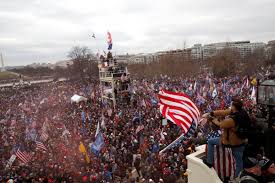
[98,54,131,109]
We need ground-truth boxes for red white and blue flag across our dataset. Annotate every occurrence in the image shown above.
[158,90,200,134]
[213,145,236,181]
[16,149,32,164]
[107,31,112,50]
[35,141,47,151]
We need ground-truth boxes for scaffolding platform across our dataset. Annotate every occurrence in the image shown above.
[98,58,131,108]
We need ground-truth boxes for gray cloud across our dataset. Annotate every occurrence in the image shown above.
[0,0,275,66]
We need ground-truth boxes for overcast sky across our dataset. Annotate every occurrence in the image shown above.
[1,0,275,66]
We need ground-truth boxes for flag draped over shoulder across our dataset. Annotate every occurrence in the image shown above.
[158,90,200,134]
[213,145,236,181]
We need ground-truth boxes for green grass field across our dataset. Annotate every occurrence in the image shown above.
[0,71,18,80]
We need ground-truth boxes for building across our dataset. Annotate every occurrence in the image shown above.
[156,49,192,62]
[201,41,266,60]
[53,60,73,68]
[128,53,158,64]
[115,54,133,64]
[191,44,203,61]
[266,40,275,60]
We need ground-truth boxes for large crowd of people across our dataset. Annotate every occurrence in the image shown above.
[0,72,274,183]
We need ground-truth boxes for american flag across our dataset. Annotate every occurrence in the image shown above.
[213,145,236,181]
[40,130,48,142]
[16,149,32,164]
[40,121,49,142]
[35,141,47,151]
[158,90,200,134]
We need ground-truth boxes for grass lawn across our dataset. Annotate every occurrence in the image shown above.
[0,71,18,80]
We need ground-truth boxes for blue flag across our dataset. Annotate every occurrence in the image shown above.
[91,132,104,156]
[108,43,112,50]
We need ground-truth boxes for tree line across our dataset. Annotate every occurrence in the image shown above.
[8,45,275,81]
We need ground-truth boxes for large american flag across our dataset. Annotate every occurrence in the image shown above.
[158,90,200,134]
[16,149,32,164]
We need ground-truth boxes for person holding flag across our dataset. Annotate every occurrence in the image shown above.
[202,98,250,177]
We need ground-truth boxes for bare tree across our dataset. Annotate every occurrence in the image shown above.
[207,47,241,77]
[67,46,97,80]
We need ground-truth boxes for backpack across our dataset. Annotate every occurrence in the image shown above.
[231,109,251,139]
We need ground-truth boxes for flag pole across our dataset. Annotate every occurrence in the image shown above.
[159,133,185,154]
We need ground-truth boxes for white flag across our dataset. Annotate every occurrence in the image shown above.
[160,129,165,140]
[212,88,218,98]
[6,155,16,169]
[101,115,106,129]
[95,121,100,138]
[251,86,256,103]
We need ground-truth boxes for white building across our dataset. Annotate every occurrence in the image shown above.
[265,40,275,60]
[115,54,132,64]
[201,41,266,60]
[191,44,203,61]
[128,53,158,64]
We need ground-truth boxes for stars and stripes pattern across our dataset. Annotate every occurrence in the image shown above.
[206,130,221,143]
[16,149,32,164]
[35,141,47,151]
[158,90,200,134]
[40,121,49,142]
[40,130,48,142]
[213,145,236,181]
[159,122,196,153]
[107,31,112,50]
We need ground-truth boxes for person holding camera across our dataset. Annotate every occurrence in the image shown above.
[202,98,250,177]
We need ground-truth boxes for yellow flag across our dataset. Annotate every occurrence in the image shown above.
[79,142,87,154]
[251,78,257,86]
[85,153,90,163]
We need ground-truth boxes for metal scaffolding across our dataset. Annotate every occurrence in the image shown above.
[98,57,130,109]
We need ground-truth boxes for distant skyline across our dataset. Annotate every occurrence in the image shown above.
[1,0,275,66]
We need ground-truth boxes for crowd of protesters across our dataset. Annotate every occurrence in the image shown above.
[0,72,274,183]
